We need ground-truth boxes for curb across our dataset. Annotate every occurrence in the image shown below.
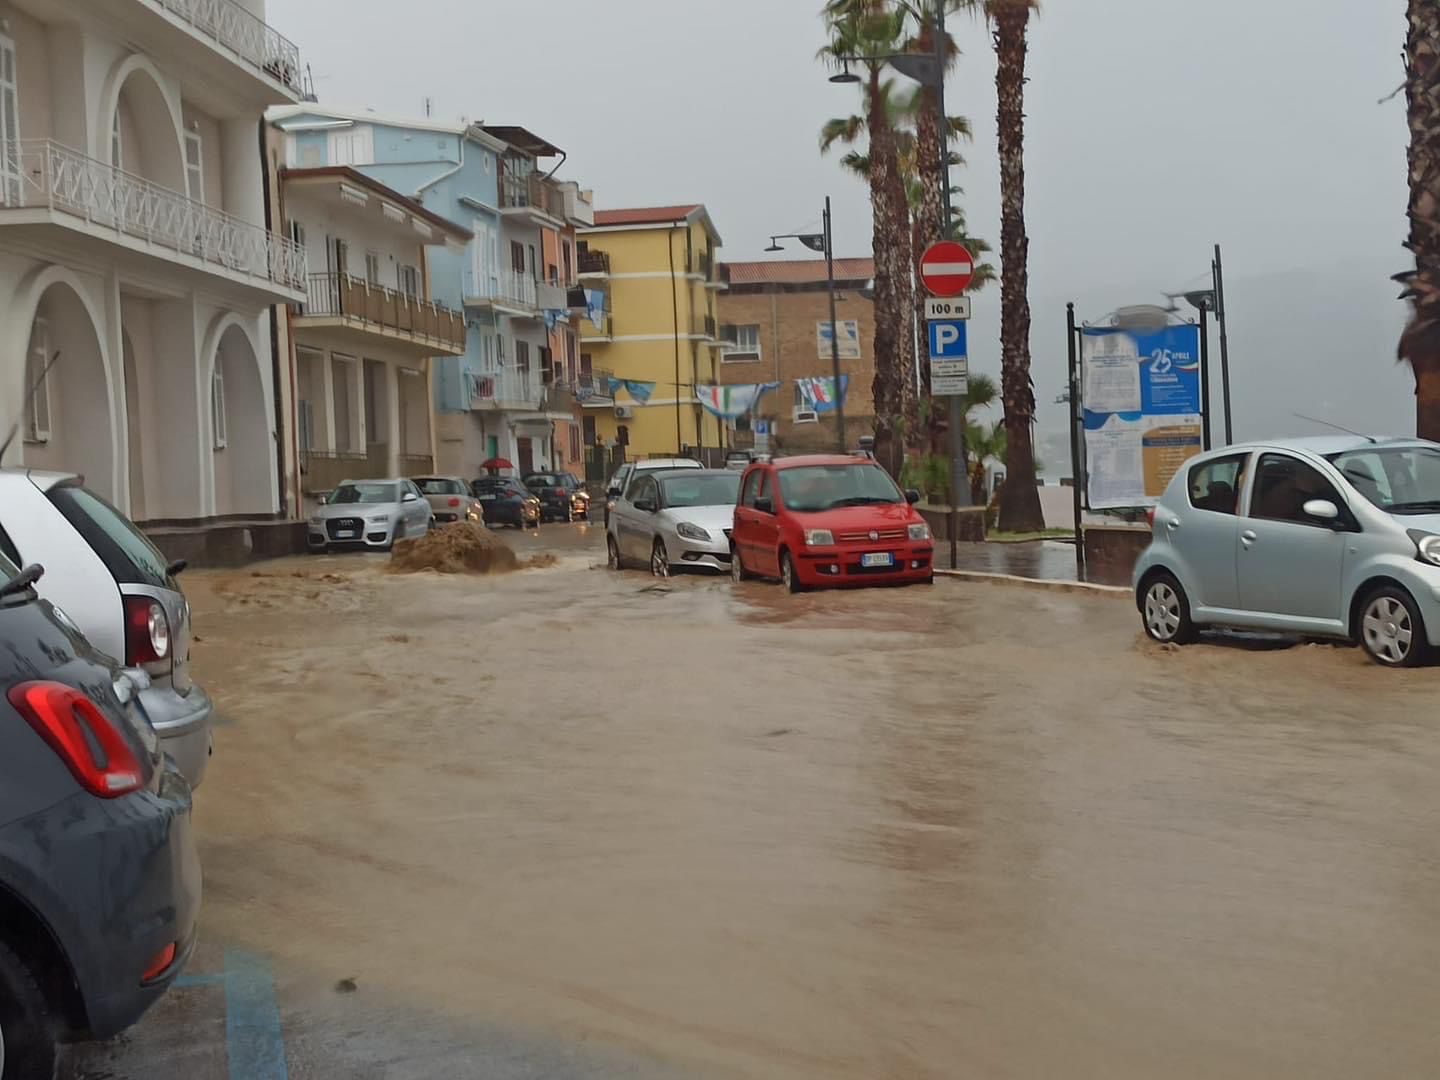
[935,569,1131,599]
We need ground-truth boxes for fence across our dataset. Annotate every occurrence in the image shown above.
[299,272,464,350]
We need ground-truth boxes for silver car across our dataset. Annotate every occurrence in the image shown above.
[1134,436,1440,667]
[0,470,213,786]
[412,476,484,525]
[603,457,703,529]
[308,478,434,552]
[607,469,742,576]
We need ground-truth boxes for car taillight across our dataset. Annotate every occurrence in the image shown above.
[7,681,145,797]
[124,596,170,666]
[1146,507,1157,528]
[448,497,461,507]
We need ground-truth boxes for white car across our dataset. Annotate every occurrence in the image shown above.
[603,457,704,529]
[607,469,741,576]
[0,470,212,786]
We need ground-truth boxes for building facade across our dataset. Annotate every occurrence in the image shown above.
[576,205,726,471]
[0,0,309,523]
[717,258,876,453]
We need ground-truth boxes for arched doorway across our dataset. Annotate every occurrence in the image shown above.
[21,283,116,501]
[211,324,271,516]
[107,61,184,193]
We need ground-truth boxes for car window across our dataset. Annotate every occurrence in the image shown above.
[1250,454,1345,526]
[1187,454,1249,515]
[1326,446,1440,512]
[525,474,558,488]
[330,482,399,505]
[662,473,741,508]
[0,523,21,569]
[630,476,658,506]
[47,483,175,589]
[777,464,901,512]
[740,470,761,508]
[417,478,466,496]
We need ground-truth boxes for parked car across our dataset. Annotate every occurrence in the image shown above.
[0,551,200,1076]
[730,455,934,591]
[474,476,541,528]
[308,478,434,552]
[413,476,484,525]
[523,472,591,523]
[607,469,742,576]
[1134,436,1440,668]
[724,450,756,471]
[0,470,213,787]
[604,458,704,529]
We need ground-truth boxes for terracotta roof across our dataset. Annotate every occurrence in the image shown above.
[593,205,703,226]
[722,258,874,285]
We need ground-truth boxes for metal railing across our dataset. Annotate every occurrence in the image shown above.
[580,312,613,340]
[577,249,610,276]
[302,448,375,493]
[3,139,307,291]
[467,370,544,409]
[147,0,306,96]
[575,368,615,402]
[296,272,464,350]
[702,315,717,340]
[463,267,537,310]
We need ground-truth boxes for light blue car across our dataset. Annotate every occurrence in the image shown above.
[1133,436,1440,667]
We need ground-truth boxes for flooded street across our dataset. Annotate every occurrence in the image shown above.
[76,524,1440,1078]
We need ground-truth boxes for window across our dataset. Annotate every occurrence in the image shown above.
[616,424,629,447]
[328,482,400,505]
[628,475,657,506]
[778,464,901,513]
[417,478,467,496]
[547,262,559,286]
[562,242,572,285]
[398,264,420,297]
[1187,454,1248,515]
[48,483,174,588]
[0,523,20,571]
[0,32,22,205]
[211,366,227,449]
[1250,454,1345,526]
[184,130,204,202]
[330,237,349,276]
[722,324,762,362]
[1329,445,1440,513]
[741,470,764,508]
[510,241,526,274]
[365,251,381,285]
[528,244,538,277]
[661,473,741,508]
[111,109,123,170]
[569,424,581,462]
[582,414,596,446]
[327,125,374,167]
[516,340,530,376]
[24,317,51,444]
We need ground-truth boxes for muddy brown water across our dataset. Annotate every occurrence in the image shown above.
[182,528,1440,1078]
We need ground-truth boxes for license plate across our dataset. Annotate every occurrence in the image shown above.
[862,552,893,567]
[336,530,357,539]
[478,494,495,501]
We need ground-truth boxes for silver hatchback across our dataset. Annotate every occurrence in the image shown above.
[1134,436,1440,667]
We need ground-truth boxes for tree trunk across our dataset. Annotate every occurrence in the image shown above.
[1400,0,1440,439]
[913,87,947,457]
[992,5,1044,532]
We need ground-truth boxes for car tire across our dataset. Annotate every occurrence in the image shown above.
[780,550,804,594]
[0,939,58,1080]
[651,539,670,579]
[1141,571,1197,645]
[607,535,622,571]
[1358,585,1431,668]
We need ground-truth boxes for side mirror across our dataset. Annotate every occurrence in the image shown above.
[905,488,921,505]
[1303,498,1340,523]
[607,485,622,497]
[754,495,774,515]
[403,491,418,503]
[317,493,328,506]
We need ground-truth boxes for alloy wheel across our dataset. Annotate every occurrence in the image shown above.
[1144,582,1182,641]
[731,547,744,583]
[782,554,796,592]
[1363,596,1413,665]
[651,541,669,578]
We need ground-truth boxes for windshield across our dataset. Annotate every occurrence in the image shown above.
[777,464,903,512]
[330,483,399,505]
[662,473,741,508]
[1327,447,1440,513]
[417,478,466,496]
[525,475,560,488]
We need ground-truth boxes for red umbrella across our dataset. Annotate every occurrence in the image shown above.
[479,458,514,471]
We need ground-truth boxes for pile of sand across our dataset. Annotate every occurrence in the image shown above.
[388,522,520,576]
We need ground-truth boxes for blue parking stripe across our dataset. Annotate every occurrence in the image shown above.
[173,972,225,989]
[224,949,289,1080]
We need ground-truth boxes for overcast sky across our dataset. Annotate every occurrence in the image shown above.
[269,0,1416,445]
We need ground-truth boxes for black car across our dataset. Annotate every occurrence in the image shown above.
[473,477,541,529]
[522,472,591,523]
[0,554,200,1076]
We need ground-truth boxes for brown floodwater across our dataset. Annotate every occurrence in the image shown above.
[182,526,1440,1078]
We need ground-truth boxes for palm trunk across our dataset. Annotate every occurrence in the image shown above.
[913,89,946,457]
[992,5,1044,532]
[1400,0,1440,438]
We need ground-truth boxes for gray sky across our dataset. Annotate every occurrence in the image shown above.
[269,0,1417,447]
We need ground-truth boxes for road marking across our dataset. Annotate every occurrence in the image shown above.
[224,949,289,1080]
[173,972,224,989]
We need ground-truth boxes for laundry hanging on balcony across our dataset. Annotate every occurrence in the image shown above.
[693,383,782,420]
[795,375,850,414]
[542,309,566,331]
[584,289,607,330]
[606,377,655,404]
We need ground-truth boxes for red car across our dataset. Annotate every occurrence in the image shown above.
[730,455,935,591]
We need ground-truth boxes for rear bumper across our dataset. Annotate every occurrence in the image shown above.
[795,544,934,586]
[138,682,213,789]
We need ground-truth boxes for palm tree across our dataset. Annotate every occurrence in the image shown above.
[1398,0,1440,438]
[984,0,1045,531]
[821,0,914,476]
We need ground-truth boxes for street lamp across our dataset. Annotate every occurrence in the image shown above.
[767,196,846,453]
[829,60,861,84]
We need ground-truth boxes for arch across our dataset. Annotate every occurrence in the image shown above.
[96,54,185,193]
[201,313,274,516]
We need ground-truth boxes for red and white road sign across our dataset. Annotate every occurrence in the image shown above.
[919,240,975,298]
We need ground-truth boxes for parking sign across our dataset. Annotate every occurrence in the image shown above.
[927,320,968,360]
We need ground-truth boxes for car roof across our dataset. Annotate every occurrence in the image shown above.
[634,458,702,469]
[653,468,733,479]
[770,454,879,470]
[1201,436,1434,459]
[0,467,77,492]
[337,477,408,486]
[413,475,468,483]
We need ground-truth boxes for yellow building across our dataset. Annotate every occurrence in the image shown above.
[575,205,727,466]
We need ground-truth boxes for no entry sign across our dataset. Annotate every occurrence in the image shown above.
[919,241,975,298]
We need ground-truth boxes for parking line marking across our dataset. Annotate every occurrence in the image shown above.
[224,949,289,1080]
[174,972,225,989]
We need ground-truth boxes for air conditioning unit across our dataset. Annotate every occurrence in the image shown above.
[792,408,819,425]
[614,405,635,420]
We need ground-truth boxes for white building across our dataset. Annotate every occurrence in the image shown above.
[0,0,307,523]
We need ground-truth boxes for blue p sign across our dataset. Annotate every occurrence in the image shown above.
[928,319,968,360]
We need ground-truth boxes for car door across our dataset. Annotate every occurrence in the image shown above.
[1235,451,1351,628]
[608,476,639,558]
[749,470,781,577]
[1166,452,1250,612]
[405,481,429,530]
[623,476,659,561]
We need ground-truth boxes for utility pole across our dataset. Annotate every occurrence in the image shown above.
[1213,243,1233,445]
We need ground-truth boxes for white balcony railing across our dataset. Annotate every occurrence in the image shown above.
[146,0,306,96]
[463,267,538,310]
[2,140,307,292]
[467,370,544,409]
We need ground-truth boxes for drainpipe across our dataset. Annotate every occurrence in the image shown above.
[541,149,568,182]
[669,224,682,454]
[259,119,290,518]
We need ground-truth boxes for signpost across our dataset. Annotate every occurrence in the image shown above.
[919,240,975,298]
[920,240,975,568]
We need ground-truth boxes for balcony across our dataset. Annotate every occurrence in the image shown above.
[467,370,545,411]
[146,0,304,94]
[302,445,387,493]
[558,182,595,227]
[293,273,465,356]
[1,139,306,302]
[498,163,566,223]
[577,249,610,277]
[576,369,616,405]
[580,312,614,342]
[463,267,539,316]
[701,315,718,341]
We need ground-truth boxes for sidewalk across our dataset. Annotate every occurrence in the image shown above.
[933,539,1131,587]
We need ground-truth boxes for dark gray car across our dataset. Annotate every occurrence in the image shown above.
[0,554,200,1077]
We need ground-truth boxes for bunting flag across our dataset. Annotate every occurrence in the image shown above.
[542,309,563,331]
[795,375,850,414]
[584,289,606,330]
[606,375,623,397]
[694,382,782,420]
[624,380,656,404]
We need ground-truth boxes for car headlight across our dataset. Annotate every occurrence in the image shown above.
[308,515,323,526]
[676,522,710,541]
[1409,530,1440,567]
[368,513,390,524]
[804,529,835,546]
[909,523,932,541]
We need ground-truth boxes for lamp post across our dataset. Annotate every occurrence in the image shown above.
[767,195,847,453]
